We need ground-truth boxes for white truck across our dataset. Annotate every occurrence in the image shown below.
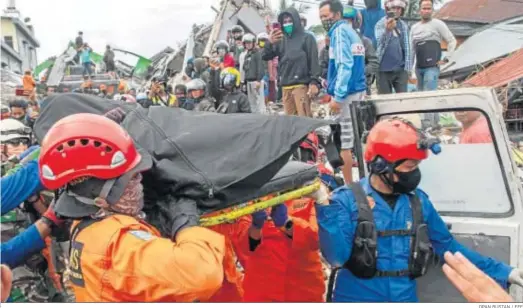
[349,87,523,302]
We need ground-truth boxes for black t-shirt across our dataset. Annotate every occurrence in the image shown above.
[371,183,399,210]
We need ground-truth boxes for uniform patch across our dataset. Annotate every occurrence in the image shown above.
[69,241,85,287]
[129,230,154,241]
[351,43,365,56]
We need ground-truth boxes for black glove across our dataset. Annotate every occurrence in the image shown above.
[170,198,200,239]
[103,107,127,124]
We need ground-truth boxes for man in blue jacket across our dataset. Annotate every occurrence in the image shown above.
[312,118,523,302]
[320,0,366,185]
[359,0,385,48]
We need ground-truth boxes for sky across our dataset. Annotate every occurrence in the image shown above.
[10,0,335,64]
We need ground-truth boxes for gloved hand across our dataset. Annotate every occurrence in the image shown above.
[42,206,65,228]
[170,199,200,239]
[508,268,523,287]
[270,204,288,228]
[251,210,268,229]
[104,107,127,124]
[309,183,330,205]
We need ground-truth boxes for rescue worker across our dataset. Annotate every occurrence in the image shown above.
[242,132,326,302]
[98,85,109,99]
[312,117,523,302]
[214,70,251,114]
[149,82,176,107]
[136,92,149,108]
[241,33,265,114]
[186,79,215,112]
[37,113,226,302]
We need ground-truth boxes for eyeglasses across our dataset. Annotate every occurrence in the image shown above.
[4,138,30,146]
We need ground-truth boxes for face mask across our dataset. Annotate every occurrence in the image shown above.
[259,41,265,48]
[283,23,294,35]
[177,97,186,104]
[12,115,25,122]
[218,49,226,57]
[322,18,336,32]
[392,168,422,194]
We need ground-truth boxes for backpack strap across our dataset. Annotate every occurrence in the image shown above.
[349,182,373,223]
[409,192,424,231]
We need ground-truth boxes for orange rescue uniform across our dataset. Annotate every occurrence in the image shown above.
[242,198,325,302]
[207,217,252,302]
[68,214,225,302]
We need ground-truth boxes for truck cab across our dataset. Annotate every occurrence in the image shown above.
[350,87,523,302]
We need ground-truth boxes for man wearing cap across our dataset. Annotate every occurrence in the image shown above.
[38,113,226,302]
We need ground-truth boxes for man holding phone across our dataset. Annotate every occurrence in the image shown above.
[262,6,321,118]
[374,0,412,94]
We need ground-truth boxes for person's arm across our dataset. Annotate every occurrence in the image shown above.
[332,28,354,102]
[421,191,513,288]
[437,19,457,58]
[304,34,321,88]
[410,25,417,74]
[262,41,279,61]
[363,37,379,76]
[110,226,225,302]
[1,160,43,215]
[375,18,389,54]
[0,221,47,268]
[315,188,356,267]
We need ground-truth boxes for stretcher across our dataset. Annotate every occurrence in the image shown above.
[200,179,320,226]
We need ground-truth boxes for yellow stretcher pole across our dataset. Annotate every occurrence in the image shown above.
[200,180,321,227]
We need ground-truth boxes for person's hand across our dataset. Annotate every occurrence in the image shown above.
[309,183,330,205]
[386,18,397,31]
[104,107,126,124]
[308,84,319,97]
[171,199,200,239]
[29,111,38,120]
[329,100,341,114]
[209,58,221,69]
[442,251,514,303]
[1,265,13,302]
[269,28,283,44]
[509,268,523,287]
[42,205,65,228]
[270,204,288,228]
[251,210,268,230]
[254,81,261,90]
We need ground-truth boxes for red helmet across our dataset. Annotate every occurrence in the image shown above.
[39,113,142,190]
[299,132,319,162]
[364,118,428,163]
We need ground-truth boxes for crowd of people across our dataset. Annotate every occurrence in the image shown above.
[0,0,521,304]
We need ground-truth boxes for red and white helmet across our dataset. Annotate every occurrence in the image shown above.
[39,113,143,190]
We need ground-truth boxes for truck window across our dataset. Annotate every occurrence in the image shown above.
[379,110,512,216]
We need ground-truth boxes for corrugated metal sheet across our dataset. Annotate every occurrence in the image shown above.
[440,19,523,75]
[435,0,523,24]
[464,48,523,87]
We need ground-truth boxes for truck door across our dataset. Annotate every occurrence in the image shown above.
[350,88,523,302]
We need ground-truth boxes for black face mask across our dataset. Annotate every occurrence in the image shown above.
[392,168,421,194]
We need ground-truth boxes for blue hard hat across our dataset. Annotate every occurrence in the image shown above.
[343,5,358,19]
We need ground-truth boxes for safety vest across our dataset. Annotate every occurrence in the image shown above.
[152,95,176,107]
[343,182,433,279]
